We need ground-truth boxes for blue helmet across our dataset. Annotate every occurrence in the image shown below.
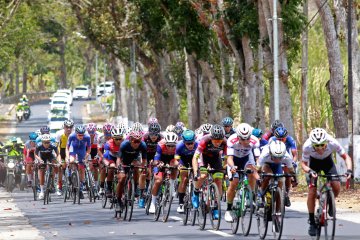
[182,129,195,142]
[40,126,50,134]
[271,120,284,133]
[29,132,38,141]
[252,128,263,138]
[75,125,86,134]
[221,117,233,126]
[274,127,288,138]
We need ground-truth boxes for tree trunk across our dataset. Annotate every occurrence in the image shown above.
[59,36,67,89]
[15,61,19,95]
[256,42,266,130]
[110,54,122,117]
[316,0,348,137]
[137,80,148,124]
[8,72,14,96]
[218,40,233,117]
[22,66,27,93]
[185,51,200,129]
[300,0,309,143]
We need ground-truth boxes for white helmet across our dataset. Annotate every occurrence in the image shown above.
[309,128,328,144]
[111,127,125,137]
[236,123,252,139]
[117,122,126,130]
[132,122,143,132]
[164,132,178,144]
[41,134,51,141]
[201,123,212,134]
[165,124,176,133]
[269,140,287,158]
[126,126,132,134]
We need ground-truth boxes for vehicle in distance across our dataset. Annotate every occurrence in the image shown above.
[96,81,114,97]
[73,85,91,100]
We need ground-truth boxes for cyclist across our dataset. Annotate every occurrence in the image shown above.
[174,125,184,141]
[224,123,260,222]
[23,132,38,187]
[148,117,158,125]
[55,119,74,196]
[149,132,178,214]
[116,130,147,209]
[165,124,176,133]
[35,134,60,200]
[175,129,198,213]
[221,117,236,139]
[269,126,298,206]
[301,128,352,236]
[86,123,100,194]
[97,123,113,195]
[103,127,125,197]
[262,120,284,141]
[252,128,268,151]
[192,124,226,220]
[195,123,212,141]
[142,123,163,193]
[36,126,56,144]
[66,125,91,199]
[256,140,295,207]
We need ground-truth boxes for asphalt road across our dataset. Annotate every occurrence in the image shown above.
[6,99,360,239]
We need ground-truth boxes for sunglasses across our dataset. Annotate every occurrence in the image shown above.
[43,141,50,144]
[77,134,84,137]
[277,137,286,142]
[211,139,223,144]
[223,125,232,128]
[185,142,195,146]
[166,144,176,148]
[65,126,73,129]
[113,138,123,141]
[149,133,158,137]
[132,140,141,144]
[313,143,326,148]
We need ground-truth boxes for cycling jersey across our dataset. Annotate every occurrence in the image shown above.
[23,140,36,163]
[118,140,147,165]
[262,130,273,141]
[302,135,345,163]
[35,143,58,162]
[227,134,259,170]
[258,144,292,168]
[103,138,122,161]
[195,134,227,170]
[175,141,198,167]
[269,135,297,153]
[89,132,100,159]
[35,135,56,145]
[142,132,162,161]
[154,139,176,164]
[224,128,236,139]
[67,133,91,162]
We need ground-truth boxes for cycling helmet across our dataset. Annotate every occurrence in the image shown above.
[103,123,114,133]
[166,124,176,133]
[175,122,185,129]
[182,129,195,142]
[148,122,161,134]
[75,125,86,134]
[129,130,142,139]
[96,124,103,132]
[194,128,202,135]
[126,126,132,134]
[111,127,125,137]
[309,128,328,145]
[40,126,50,134]
[210,124,225,140]
[35,129,41,136]
[63,119,74,128]
[269,140,287,158]
[86,123,97,134]
[117,122,126,130]
[271,120,284,133]
[201,123,212,134]
[147,117,158,125]
[221,117,234,126]
[236,123,252,139]
[132,122,143,132]
[164,132,178,144]
[41,134,51,142]
[29,132,38,141]
[274,127,288,139]
[174,125,184,136]
[252,128,263,138]
[10,136,17,142]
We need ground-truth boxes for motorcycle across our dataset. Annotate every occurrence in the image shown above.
[4,155,16,192]
[23,108,30,120]
[7,148,26,191]
[16,110,24,122]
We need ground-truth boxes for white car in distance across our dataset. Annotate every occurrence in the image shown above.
[55,89,73,106]
[50,98,70,111]
[73,85,91,100]
[96,81,114,97]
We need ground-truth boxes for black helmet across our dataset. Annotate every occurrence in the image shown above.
[210,124,225,140]
[75,125,86,134]
[148,123,161,134]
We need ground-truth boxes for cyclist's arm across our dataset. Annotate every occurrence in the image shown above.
[340,153,352,172]
[192,152,200,175]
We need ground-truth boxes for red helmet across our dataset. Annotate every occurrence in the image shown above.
[86,123,97,134]
[129,130,142,140]
[103,123,114,133]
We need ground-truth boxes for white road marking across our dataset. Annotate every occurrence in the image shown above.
[169,216,183,221]
[207,230,233,237]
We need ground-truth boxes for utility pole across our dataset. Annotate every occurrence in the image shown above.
[347,0,354,188]
[95,52,98,101]
[273,0,280,120]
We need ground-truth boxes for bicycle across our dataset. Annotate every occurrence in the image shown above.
[145,166,155,215]
[29,162,39,201]
[181,166,197,226]
[230,169,254,235]
[256,172,294,240]
[196,168,224,231]
[84,162,97,203]
[63,164,72,202]
[313,174,344,240]
[43,162,57,205]
[101,166,117,209]
[154,164,177,223]
[69,161,81,205]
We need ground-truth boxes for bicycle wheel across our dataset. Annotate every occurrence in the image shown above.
[198,189,207,230]
[241,186,254,236]
[102,181,108,208]
[121,179,129,220]
[32,170,38,201]
[209,183,221,231]
[324,190,336,240]
[230,190,241,234]
[44,170,51,205]
[272,186,285,240]
[183,182,192,225]
[126,177,135,222]
[145,176,154,215]
[257,192,269,239]
[72,171,80,205]
[85,169,94,203]
[162,181,173,223]
[154,189,163,221]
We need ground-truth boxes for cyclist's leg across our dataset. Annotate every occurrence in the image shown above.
[117,168,127,200]
[169,159,178,195]
[25,160,33,185]
[105,159,116,196]
[38,163,45,196]
[178,169,188,205]
[150,166,164,206]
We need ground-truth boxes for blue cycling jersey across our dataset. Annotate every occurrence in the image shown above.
[175,141,198,167]
[118,140,147,164]
[67,133,91,161]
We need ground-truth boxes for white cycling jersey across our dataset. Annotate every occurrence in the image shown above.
[302,135,345,162]
[258,144,293,168]
[227,134,260,158]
